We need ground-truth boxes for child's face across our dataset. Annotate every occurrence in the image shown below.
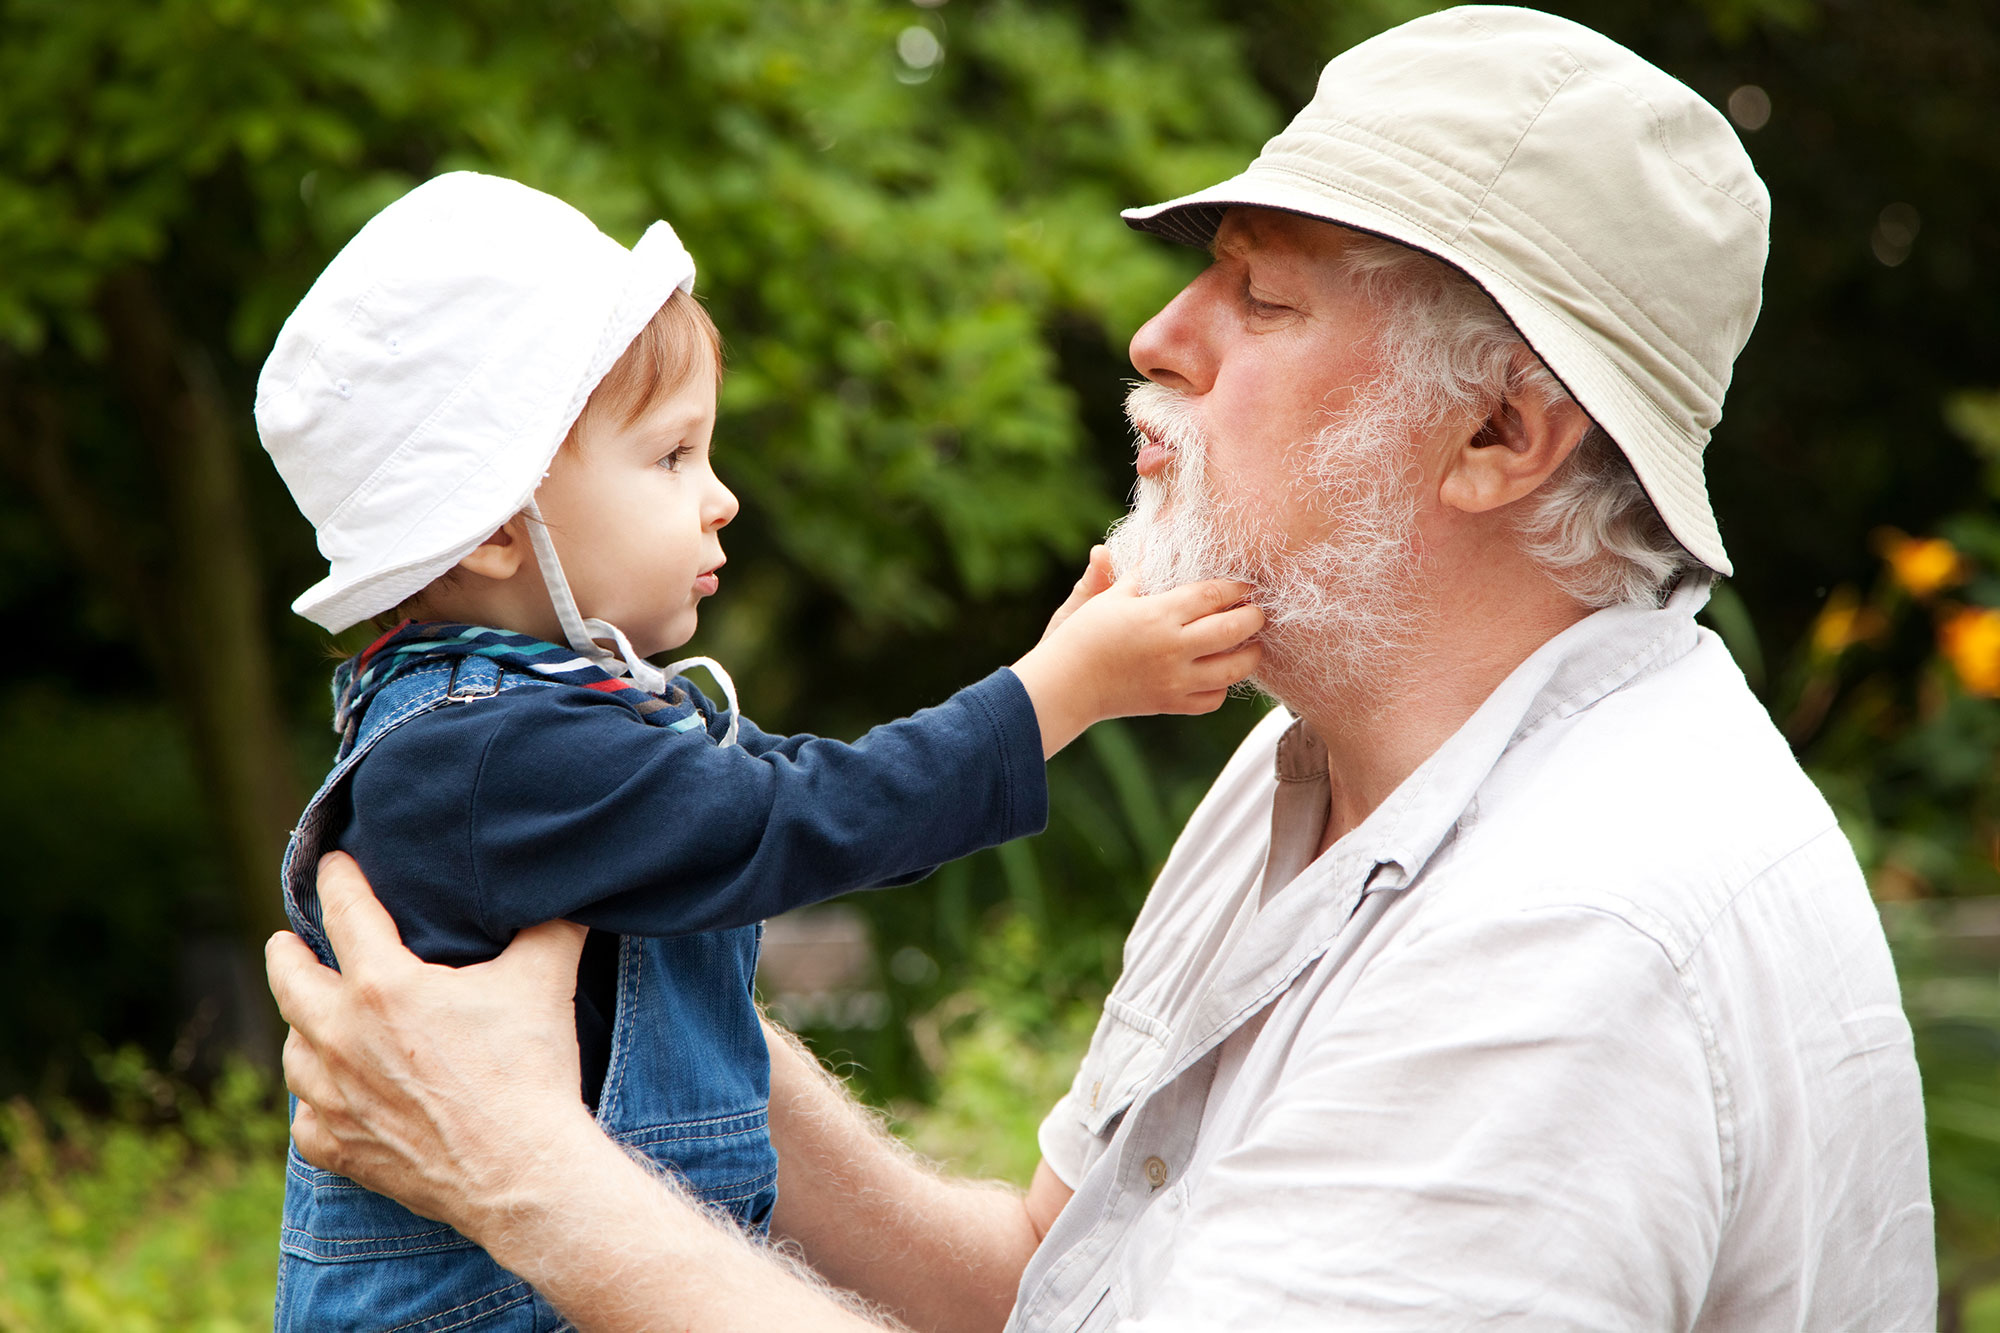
[535,370,736,658]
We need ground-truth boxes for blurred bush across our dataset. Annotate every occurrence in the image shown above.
[1789,390,2000,902]
[0,0,1300,1088]
[0,1050,284,1331]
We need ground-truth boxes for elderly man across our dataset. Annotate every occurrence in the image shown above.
[269,8,1935,1330]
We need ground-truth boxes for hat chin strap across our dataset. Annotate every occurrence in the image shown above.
[523,500,739,748]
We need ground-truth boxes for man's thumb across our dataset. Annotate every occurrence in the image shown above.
[501,918,589,993]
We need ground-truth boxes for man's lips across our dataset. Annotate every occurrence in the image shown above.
[1134,425,1171,478]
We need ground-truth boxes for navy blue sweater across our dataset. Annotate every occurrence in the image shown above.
[332,668,1047,1098]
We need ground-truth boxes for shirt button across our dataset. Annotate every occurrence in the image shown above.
[1143,1155,1169,1189]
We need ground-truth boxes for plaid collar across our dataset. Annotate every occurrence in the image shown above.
[332,620,685,733]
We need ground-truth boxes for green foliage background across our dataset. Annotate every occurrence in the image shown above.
[1,0,1996,1324]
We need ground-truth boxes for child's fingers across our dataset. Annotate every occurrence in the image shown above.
[1085,544,1115,590]
[1190,640,1263,691]
[1071,545,1115,601]
[1161,578,1257,624]
[1183,603,1266,653]
[1045,546,1123,635]
[1172,687,1234,715]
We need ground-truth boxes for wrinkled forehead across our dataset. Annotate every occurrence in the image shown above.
[1210,207,1376,277]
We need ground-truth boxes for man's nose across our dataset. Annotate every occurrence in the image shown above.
[1128,270,1222,396]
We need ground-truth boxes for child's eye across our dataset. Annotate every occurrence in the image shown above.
[656,445,693,473]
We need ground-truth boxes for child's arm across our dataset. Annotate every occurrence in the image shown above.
[344,552,1264,947]
[1011,545,1265,758]
[349,668,1052,945]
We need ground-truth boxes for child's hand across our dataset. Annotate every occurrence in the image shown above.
[1043,545,1117,637]
[1012,571,1265,758]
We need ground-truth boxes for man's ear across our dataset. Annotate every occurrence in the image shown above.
[1439,375,1592,516]
[455,514,531,581]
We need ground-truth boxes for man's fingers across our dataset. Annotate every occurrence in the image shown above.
[282,1025,334,1109]
[316,851,412,975]
[266,929,340,1031]
[480,917,589,997]
[290,1099,334,1167]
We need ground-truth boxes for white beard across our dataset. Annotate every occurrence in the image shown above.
[1104,381,1429,713]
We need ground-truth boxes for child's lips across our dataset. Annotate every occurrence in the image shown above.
[694,566,722,597]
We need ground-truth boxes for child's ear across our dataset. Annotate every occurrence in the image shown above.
[455,515,530,581]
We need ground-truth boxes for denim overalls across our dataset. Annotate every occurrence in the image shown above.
[273,654,777,1332]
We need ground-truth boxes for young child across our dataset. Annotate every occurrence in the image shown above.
[257,172,1261,1331]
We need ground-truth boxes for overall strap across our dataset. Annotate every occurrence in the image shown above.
[283,657,559,963]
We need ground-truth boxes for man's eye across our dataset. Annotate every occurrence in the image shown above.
[657,446,692,472]
[1243,281,1292,317]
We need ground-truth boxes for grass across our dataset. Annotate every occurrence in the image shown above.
[0,1057,285,1332]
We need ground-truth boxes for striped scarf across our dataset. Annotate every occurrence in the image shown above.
[333,620,701,736]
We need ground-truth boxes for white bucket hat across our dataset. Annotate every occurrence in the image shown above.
[257,170,697,633]
[1121,4,1768,575]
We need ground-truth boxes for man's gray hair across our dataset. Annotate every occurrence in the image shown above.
[1342,234,1699,608]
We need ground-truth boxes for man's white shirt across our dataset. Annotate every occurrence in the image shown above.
[1014,581,1935,1331]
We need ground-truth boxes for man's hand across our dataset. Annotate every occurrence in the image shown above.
[268,855,1021,1333]
[267,852,595,1238]
[1013,560,1264,757]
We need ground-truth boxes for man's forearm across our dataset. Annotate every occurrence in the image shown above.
[472,1110,894,1333]
[764,1020,1045,1333]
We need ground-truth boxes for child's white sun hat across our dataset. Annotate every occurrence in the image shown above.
[257,172,736,728]
[259,169,693,634]
[1121,5,1768,576]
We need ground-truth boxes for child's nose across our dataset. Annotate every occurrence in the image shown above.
[707,480,739,531]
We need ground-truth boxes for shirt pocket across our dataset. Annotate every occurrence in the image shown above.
[1068,995,1173,1139]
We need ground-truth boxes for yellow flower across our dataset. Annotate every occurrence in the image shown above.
[1871,862,1929,903]
[1940,605,2000,697]
[1875,528,1966,599]
[1810,586,1886,658]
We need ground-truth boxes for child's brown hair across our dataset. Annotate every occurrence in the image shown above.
[566,288,724,445]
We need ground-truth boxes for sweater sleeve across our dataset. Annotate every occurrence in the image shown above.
[352,668,1047,946]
